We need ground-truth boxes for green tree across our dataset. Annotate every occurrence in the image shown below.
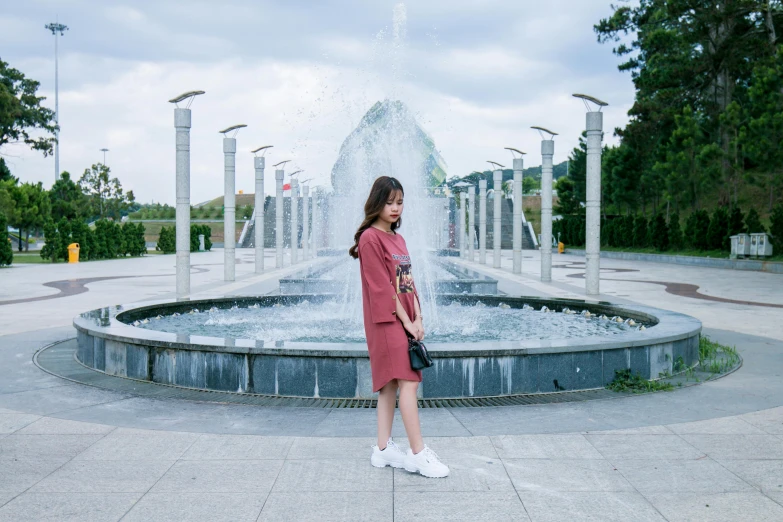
[650,213,669,251]
[685,210,711,250]
[745,208,766,234]
[0,158,16,183]
[78,164,134,220]
[40,219,60,262]
[633,215,649,248]
[156,226,175,254]
[9,182,50,251]
[743,47,783,211]
[770,203,783,248]
[566,133,587,204]
[50,171,87,221]
[0,211,12,266]
[728,206,746,236]
[0,59,57,156]
[707,207,730,251]
[554,177,581,215]
[668,212,683,249]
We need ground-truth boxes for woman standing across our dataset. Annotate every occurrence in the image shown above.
[348,176,449,479]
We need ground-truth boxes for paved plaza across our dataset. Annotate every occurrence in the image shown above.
[1,249,782,521]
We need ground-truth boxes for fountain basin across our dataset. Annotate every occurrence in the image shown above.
[73,295,701,399]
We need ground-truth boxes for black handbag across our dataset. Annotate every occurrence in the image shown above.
[406,331,433,370]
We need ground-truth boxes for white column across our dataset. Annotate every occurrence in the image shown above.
[541,140,555,283]
[223,137,237,281]
[459,192,467,258]
[468,186,475,262]
[311,189,320,258]
[254,156,265,274]
[174,108,191,299]
[302,185,310,262]
[275,169,284,268]
[585,112,603,295]
[493,169,502,268]
[512,158,523,274]
[290,178,299,264]
[478,180,487,264]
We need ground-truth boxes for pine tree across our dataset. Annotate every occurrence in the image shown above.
[633,215,649,248]
[707,207,730,251]
[0,212,12,266]
[669,212,683,250]
[770,203,783,248]
[728,206,746,236]
[650,213,669,251]
[745,208,766,234]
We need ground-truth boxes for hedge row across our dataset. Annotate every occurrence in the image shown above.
[40,219,146,262]
[0,212,12,266]
[554,204,783,253]
[156,224,213,254]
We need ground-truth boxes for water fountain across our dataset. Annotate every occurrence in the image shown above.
[72,4,701,402]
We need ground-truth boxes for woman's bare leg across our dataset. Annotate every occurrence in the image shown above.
[398,379,424,454]
[376,380,398,449]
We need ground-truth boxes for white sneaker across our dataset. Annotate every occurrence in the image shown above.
[371,439,406,469]
[404,445,450,478]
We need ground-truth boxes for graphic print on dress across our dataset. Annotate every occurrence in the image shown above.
[394,253,414,294]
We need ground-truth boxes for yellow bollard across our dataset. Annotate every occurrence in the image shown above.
[67,243,80,263]
[558,242,565,254]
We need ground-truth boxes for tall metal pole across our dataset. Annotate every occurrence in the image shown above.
[46,22,68,182]
[574,94,608,296]
[478,179,487,264]
[541,137,555,282]
[222,137,236,281]
[493,169,503,268]
[302,184,310,262]
[169,90,204,300]
[512,157,524,273]
[467,186,476,262]
[311,188,320,258]
[459,192,467,258]
[253,155,266,274]
[275,168,285,267]
[175,109,191,298]
[290,178,299,264]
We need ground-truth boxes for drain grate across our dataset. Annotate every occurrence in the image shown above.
[35,339,628,408]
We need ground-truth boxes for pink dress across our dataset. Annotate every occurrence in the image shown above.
[358,226,422,392]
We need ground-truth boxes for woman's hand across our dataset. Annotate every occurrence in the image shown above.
[412,317,425,341]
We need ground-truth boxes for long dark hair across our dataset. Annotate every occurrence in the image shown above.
[348,176,404,259]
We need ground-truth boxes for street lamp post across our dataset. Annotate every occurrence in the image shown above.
[532,127,558,283]
[505,148,525,274]
[478,177,487,264]
[467,185,475,261]
[289,170,302,264]
[302,183,310,261]
[573,94,608,295]
[220,124,247,282]
[168,90,205,299]
[488,161,505,268]
[45,21,68,182]
[252,145,272,274]
[274,161,290,268]
[100,148,109,167]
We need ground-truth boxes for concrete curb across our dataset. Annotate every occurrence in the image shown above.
[566,249,783,274]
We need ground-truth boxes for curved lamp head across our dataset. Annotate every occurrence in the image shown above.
[251,145,273,156]
[487,161,505,171]
[168,90,205,108]
[273,160,291,170]
[531,126,558,139]
[504,147,526,158]
[572,93,608,112]
[219,124,247,137]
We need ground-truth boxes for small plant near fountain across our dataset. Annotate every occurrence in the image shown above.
[606,369,675,393]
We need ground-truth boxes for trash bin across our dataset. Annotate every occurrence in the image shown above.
[558,242,565,254]
[730,234,750,259]
[67,243,80,264]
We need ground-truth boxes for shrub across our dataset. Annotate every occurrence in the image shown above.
[156,226,175,254]
[707,207,730,251]
[770,203,783,248]
[632,215,649,248]
[668,212,683,250]
[190,224,213,252]
[0,212,12,266]
[650,213,669,251]
[745,208,765,234]
[685,210,710,250]
[122,222,146,256]
[728,207,745,236]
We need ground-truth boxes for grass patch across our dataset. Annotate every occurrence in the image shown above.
[699,336,741,374]
[606,369,674,393]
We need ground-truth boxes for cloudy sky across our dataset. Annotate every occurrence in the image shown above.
[1,0,634,205]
